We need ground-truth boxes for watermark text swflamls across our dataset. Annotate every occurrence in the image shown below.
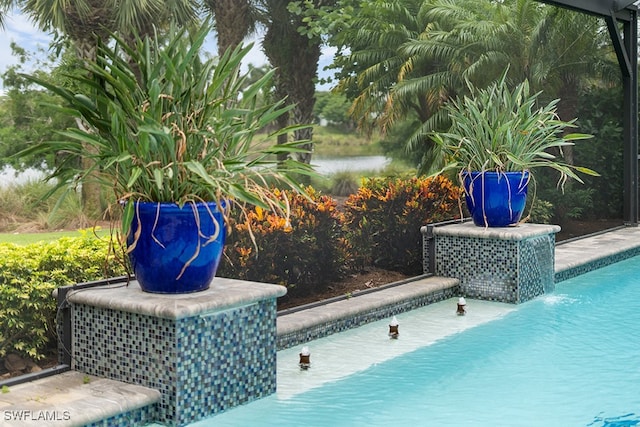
[3,410,71,422]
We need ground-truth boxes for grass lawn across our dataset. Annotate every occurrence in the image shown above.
[0,228,109,245]
[252,125,383,157]
[313,125,383,156]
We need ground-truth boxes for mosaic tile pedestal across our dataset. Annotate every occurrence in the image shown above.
[67,278,286,426]
[432,222,560,303]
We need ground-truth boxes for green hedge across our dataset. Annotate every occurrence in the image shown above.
[0,230,125,361]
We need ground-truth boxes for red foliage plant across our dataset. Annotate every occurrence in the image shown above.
[218,187,348,299]
[342,176,461,275]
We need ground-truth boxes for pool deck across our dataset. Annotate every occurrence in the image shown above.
[2,225,640,426]
[0,371,160,426]
[555,225,640,275]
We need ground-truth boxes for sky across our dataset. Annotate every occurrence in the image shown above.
[0,10,335,95]
[0,11,52,92]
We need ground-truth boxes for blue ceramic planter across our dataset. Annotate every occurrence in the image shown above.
[127,201,225,293]
[463,171,529,227]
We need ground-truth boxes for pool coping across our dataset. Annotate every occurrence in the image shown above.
[0,371,160,427]
[554,225,640,282]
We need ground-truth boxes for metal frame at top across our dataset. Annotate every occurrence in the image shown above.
[539,0,636,20]
[539,0,638,225]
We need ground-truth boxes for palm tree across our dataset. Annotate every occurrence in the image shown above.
[0,2,10,28]
[258,0,330,166]
[202,0,256,57]
[414,0,614,166]
[330,0,429,132]
[531,8,616,164]
[391,0,550,169]
[317,0,454,169]
[19,0,198,61]
[329,0,615,172]
[201,0,328,167]
[5,0,199,217]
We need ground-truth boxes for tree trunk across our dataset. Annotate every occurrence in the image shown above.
[75,39,106,219]
[290,39,321,165]
[204,0,253,56]
[262,1,322,168]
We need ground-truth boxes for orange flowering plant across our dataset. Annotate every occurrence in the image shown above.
[219,177,462,298]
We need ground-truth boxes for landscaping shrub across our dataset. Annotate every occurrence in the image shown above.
[533,85,623,223]
[526,199,554,224]
[575,86,623,220]
[219,187,348,299]
[343,176,461,275]
[0,230,126,361]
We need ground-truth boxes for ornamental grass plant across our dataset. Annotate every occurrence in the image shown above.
[18,21,313,248]
[430,72,598,189]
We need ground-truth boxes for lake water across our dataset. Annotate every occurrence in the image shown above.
[0,166,45,187]
[1,156,390,186]
[312,155,391,175]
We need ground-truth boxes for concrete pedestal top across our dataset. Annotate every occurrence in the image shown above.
[433,222,561,240]
[66,277,287,319]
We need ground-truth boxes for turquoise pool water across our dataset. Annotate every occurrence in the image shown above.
[195,256,640,427]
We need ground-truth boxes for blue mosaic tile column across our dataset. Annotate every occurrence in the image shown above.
[433,223,560,303]
[68,278,286,426]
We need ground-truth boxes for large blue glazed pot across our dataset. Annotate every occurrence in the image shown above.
[463,171,529,227]
[127,201,226,293]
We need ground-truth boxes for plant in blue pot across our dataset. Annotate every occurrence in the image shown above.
[430,72,598,227]
[19,22,312,293]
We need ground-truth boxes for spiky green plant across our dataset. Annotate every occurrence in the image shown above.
[431,72,598,189]
[18,21,313,242]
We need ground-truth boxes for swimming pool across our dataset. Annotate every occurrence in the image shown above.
[193,255,640,426]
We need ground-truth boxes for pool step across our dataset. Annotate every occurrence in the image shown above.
[0,371,160,426]
[276,297,516,400]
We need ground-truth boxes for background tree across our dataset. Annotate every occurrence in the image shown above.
[1,0,199,217]
[573,84,624,220]
[314,91,354,129]
[0,43,77,170]
[403,1,615,169]
[15,0,198,61]
[306,0,616,173]
[532,8,616,164]
[259,0,331,167]
[202,0,335,168]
